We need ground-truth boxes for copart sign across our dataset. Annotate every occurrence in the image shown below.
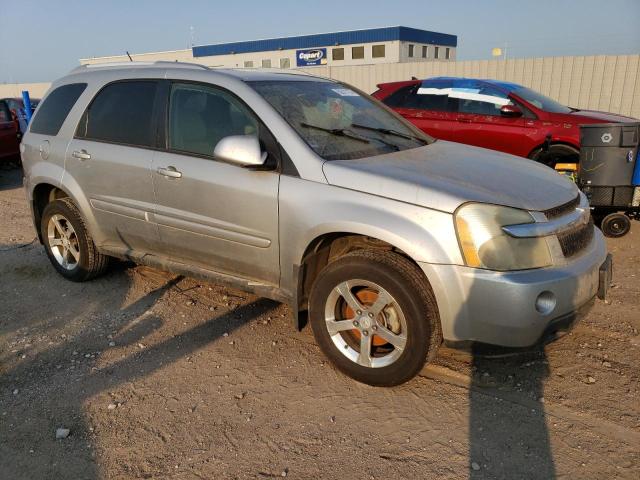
[296,48,327,67]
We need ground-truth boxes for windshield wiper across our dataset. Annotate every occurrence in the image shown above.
[300,122,370,144]
[350,123,428,144]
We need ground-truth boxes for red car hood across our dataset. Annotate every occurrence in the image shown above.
[566,109,637,124]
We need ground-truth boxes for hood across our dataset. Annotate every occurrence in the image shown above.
[322,141,579,213]
[566,109,638,124]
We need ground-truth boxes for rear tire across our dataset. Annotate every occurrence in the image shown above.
[41,198,110,281]
[309,249,441,386]
[600,212,631,238]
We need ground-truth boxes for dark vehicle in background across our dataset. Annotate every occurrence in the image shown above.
[0,99,21,162]
[2,97,40,134]
[373,77,637,167]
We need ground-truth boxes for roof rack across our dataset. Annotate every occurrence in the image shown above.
[69,60,209,74]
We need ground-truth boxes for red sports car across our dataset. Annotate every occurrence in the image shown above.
[373,77,637,166]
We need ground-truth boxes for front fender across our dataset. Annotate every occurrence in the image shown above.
[278,176,462,297]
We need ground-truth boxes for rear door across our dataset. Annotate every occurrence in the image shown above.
[386,79,460,141]
[0,100,19,159]
[452,81,528,155]
[67,80,162,253]
[151,81,280,285]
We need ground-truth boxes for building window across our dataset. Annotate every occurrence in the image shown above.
[280,58,290,69]
[408,44,414,57]
[352,46,365,59]
[434,46,440,59]
[244,61,253,68]
[422,46,428,58]
[261,59,271,68]
[445,48,451,60]
[372,44,385,58]
[332,47,344,60]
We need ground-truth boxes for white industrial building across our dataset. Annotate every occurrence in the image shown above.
[80,26,457,69]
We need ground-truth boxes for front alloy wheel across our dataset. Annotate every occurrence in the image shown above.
[309,249,441,386]
[325,279,407,368]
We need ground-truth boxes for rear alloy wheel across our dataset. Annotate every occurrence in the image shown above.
[41,198,110,281]
[309,249,441,386]
[600,212,631,238]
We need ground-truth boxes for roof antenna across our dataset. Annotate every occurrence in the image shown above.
[126,51,133,62]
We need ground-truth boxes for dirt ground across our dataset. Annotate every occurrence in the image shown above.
[1,163,638,479]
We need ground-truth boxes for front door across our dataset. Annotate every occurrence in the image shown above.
[452,82,528,156]
[151,82,280,285]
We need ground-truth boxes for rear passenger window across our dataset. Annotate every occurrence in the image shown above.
[407,82,458,112]
[30,83,87,136]
[76,81,158,147]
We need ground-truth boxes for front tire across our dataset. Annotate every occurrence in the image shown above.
[41,198,110,281]
[309,250,441,386]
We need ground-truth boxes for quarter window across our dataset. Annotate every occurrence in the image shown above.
[332,48,344,60]
[352,46,364,60]
[372,45,385,58]
[30,83,87,136]
[168,83,259,158]
[76,81,157,147]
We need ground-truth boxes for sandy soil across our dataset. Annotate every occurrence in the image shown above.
[1,164,638,479]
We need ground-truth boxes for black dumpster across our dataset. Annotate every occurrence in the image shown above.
[579,122,640,237]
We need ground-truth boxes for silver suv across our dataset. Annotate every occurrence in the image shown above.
[21,62,611,386]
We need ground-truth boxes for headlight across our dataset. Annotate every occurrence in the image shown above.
[454,203,552,271]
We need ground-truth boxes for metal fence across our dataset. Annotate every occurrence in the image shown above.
[1,55,639,118]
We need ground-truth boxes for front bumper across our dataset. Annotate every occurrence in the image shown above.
[419,229,609,348]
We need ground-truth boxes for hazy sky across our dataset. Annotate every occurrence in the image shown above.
[1,0,639,83]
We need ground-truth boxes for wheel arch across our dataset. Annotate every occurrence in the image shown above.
[527,141,580,160]
[293,231,431,331]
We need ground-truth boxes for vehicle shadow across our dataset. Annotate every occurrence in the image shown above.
[0,245,278,479]
[0,163,23,191]
[461,254,585,478]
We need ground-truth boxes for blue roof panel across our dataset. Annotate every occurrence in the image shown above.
[193,26,457,58]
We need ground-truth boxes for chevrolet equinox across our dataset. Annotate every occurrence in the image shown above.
[21,62,611,386]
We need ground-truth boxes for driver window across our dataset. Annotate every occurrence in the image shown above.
[455,84,512,116]
[169,83,259,157]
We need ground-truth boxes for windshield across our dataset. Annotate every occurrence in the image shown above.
[511,86,572,114]
[250,80,431,160]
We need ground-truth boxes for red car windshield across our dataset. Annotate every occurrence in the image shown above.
[511,86,572,114]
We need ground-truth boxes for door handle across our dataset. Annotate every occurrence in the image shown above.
[457,117,472,123]
[72,149,91,160]
[157,166,182,178]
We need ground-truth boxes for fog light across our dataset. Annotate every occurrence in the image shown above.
[535,291,556,315]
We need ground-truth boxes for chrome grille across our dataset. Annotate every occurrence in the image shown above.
[543,194,580,219]
[557,218,594,258]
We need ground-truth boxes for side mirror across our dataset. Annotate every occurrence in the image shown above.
[213,134,268,168]
[500,104,523,117]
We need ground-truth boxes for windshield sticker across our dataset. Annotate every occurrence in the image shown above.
[332,88,359,97]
